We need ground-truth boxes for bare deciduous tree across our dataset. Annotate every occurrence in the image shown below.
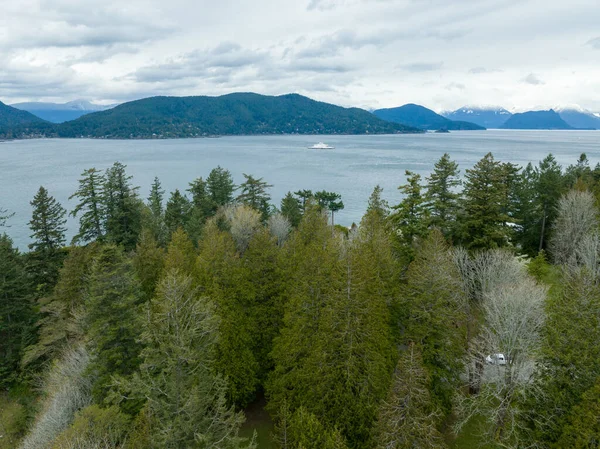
[268,213,291,247]
[226,204,262,253]
[550,190,599,264]
[20,346,92,449]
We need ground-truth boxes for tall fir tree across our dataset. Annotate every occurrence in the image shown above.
[86,245,143,405]
[104,162,143,250]
[164,189,191,238]
[132,229,165,303]
[147,176,167,245]
[314,191,344,227]
[459,153,513,249]
[28,186,68,292]
[70,167,106,244]
[207,166,236,213]
[425,153,461,238]
[536,154,565,251]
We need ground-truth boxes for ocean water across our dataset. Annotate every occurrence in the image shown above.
[1,130,599,249]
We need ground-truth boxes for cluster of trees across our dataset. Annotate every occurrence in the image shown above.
[2,151,600,449]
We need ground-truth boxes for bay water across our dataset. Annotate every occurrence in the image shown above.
[1,130,599,249]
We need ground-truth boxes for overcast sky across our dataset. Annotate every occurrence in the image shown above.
[1,0,599,111]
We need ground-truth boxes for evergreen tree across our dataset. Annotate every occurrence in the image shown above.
[132,229,165,302]
[389,171,429,252]
[459,153,513,249]
[69,168,105,244]
[86,245,143,405]
[196,220,260,406]
[512,163,540,255]
[22,244,98,367]
[280,192,303,227]
[28,186,67,292]
[164,189,191,238]
[294,189,313,213]
[0,206,14,227]
[128,272,254,448]
[104,162,143,249]
[535,154,565,251]
[188,176,213,219]
[237,173,272,221]
[373,344,445,449]
[400,230,466,412]
[366,185,389,220]
[0,234,35,387]
[207,166,236,212]
[147,177,166,245]
[314,190,344,227]
[425,153,461,238]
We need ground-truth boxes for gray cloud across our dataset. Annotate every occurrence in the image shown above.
[469,67,502,74]
[587,37,600,49]
[522,73,545,85]
[397,62,444,72]
[445,82,466,90]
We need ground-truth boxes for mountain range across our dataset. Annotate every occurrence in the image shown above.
[373,104,485,130]
[442,106,600,129]
[10,100,116,123]
[500,110,574,130]
[1,93,422,139]
[0,101,47,129]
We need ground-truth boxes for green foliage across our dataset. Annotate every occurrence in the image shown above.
[400,230,467,413]
[280,192,302,227]
[40,93,419,139]
[426,153,461,238]
[286,407,349,449]
[366,185,389,220]
[27,186,68,294]
[0,394,28,449]
[147,177,167,245]
[237,173,273,221]
[50,404,130,449]
[127,272,254,448]
[86,245,143,405]
[207,166,236,212]
[104,162,143,250]
[164,189,191,238]
[0,234,35,387]
[459,153,515,249]
[132,229,165,302]
[373,344,446,449]
[314,190,344,226]
[555,380,600,448]
[69,168,106,244]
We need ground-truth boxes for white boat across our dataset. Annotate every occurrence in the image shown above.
[309,142,334,149]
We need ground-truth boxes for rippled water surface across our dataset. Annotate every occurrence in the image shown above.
[1,130,599,248]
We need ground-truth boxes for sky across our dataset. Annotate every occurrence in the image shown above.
[1,0,600,112]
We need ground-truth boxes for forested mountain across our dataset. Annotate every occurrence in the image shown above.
[373,103,485,130]
[0,100,48,129]
[501,109,574,129]
[3,150,600,448]
[5,93,420,138]
[443,106,512,128]
[11,100,116,123]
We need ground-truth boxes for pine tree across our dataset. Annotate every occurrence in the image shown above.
[132,229,165,302]
[207,166,236,212]
[0,207,14,227]
[129,272,255,448]
[164,189,191,238]
[314,190,344,227]
[147,177,166,245]
[0,234,35,387]
[366,185,389,220]
[237,173,273,221]
[280,192,303,227]
[512,163,540,255]
[86,245,143,404]
[535,154,565,251]
[459,153,513,249]
[294,189,313,213]
[104,162,142,249]
[390,170,429,252]
[28,186,68,292]
[70,167,105,244]
[425,153,461,237]
[373,344,445,449]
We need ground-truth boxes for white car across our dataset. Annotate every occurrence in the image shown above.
[485,353,507,365]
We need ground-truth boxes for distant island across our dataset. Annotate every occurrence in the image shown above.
[0,93,422,139]
[372,104,485,131]
[501,110,574,130]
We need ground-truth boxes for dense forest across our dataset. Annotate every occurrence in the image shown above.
[0,94,421,139]
[2,151,600,448]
